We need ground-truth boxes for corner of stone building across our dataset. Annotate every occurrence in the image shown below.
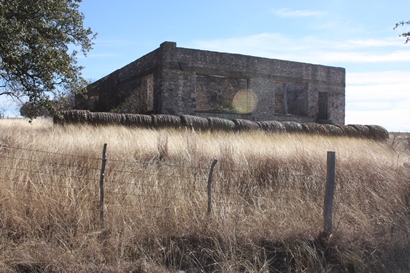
[160,41,177,49]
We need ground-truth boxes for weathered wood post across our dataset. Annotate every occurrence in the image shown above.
[207,160,218,217]
[99,143,107,230]
[323,151,336,235]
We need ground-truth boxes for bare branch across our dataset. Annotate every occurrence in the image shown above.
[394,20,410,44]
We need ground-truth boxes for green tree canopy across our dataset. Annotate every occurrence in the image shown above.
[394,20,410,43]
[0,0,96,119]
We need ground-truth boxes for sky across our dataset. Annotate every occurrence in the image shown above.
[3,0,410,132]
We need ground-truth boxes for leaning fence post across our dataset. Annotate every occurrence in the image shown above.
[99,143,107,230]
[207,160,218,217]
[323,151,336,235]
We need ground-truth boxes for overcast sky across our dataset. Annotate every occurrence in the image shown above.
[4,0,409,132]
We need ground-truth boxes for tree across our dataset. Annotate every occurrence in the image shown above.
[0,0,96,119]
[20,101,49,118]
[394,20,410,44]
[19,76,91,119]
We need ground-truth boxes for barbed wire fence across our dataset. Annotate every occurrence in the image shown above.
[0,143,337,235]
[0,144,253,232]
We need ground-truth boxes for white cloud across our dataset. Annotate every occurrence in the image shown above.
[271,8,325,18]
[320,50,410,63]
[345,38,404,48]
[191,34,410,65]
[345,70,410,131]
[348,101,393,110]
[346,108,410,132]
[347,71,410,85]
[311,20,364,33]
[347,84,410,102]
[346,71,410,106]
[191,33,291,55]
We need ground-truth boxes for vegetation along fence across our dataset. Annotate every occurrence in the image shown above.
[0,144,338,236]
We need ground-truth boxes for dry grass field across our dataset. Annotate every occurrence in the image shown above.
[0,118,409,272]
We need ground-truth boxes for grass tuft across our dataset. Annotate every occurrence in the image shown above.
[0,118,409,272]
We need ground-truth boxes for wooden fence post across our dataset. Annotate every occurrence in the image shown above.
[207,160,218,217]
[323,151,336,235]
[99,143,107,230]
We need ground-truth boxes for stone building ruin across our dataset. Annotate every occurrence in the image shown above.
[78,41,345,124]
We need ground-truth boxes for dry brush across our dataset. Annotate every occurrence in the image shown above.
[0,118,408,272]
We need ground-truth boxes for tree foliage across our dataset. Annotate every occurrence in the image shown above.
[0,0,96,119]
[394,20,410,44]
[19,101,49,118]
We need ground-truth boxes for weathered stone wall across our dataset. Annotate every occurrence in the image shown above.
[82,41,346,124]
[77,48,160,113]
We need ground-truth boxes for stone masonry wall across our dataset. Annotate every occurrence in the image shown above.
[78,48,160,113]
[82,41,346,125]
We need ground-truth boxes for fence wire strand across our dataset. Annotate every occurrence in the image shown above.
[0,145,284,216]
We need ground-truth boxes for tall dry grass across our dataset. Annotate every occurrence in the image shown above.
[0,118,409,272]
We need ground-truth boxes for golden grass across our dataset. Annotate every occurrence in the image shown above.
[0,118,409,272]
